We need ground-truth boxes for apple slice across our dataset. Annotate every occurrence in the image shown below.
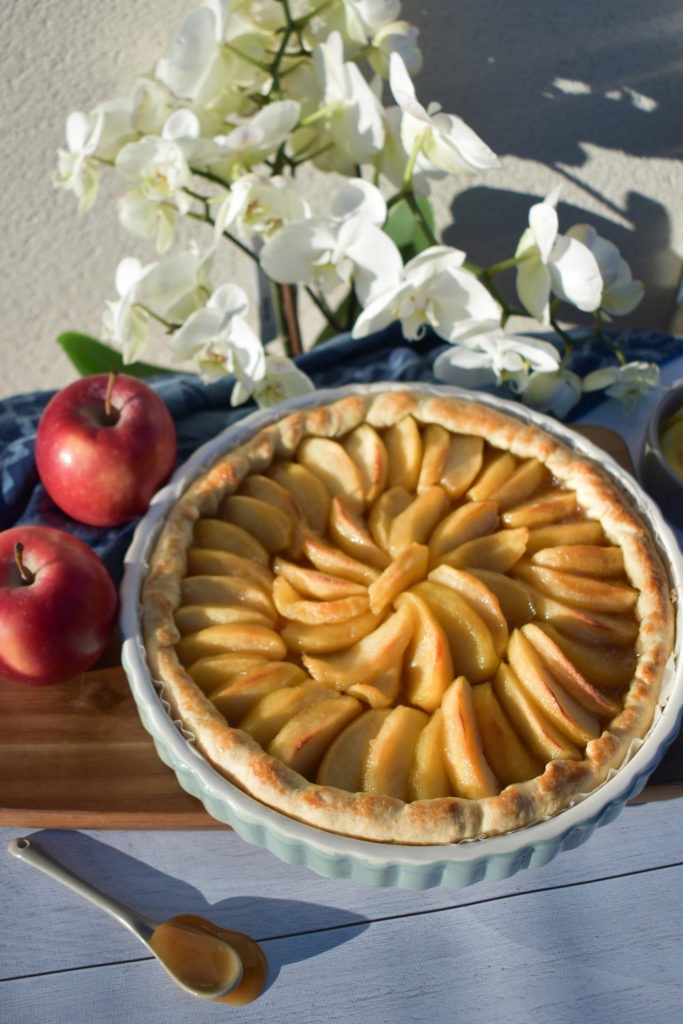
[272,575,371,624]
[342,423,389,504]
[180,574,277,622]
[328,497,391,569]
[507,629,601,745]
[295,437,365,512]
[530,544,625,577]
[240,682,336,749]
[410,579,499,683]
[417,423,451,491]
[493,664,582,762]
[368,542,429,616]
[528,589,639,646]
[272,558,368,599]
[218,494,295,554]
[175,622,287,666]
[368,486,413,550]
[525,519,605,554]
[387,486,449,556]
[208,661,308,722]
[267,460,331,533]
[268,695,363,778]
[468,568,536,628]
[174,604,275,635]
[302,604,414,689]
[185,548,274,590]
[471,681,544,786]
[513,560,638,614]
[193,518,270,567]
[363,705,430,799]
[438,526,529,573]
[486,458,550,511]
[532,623,637,691]
[502,489,578,529]
[347,664,401,709]
[519,622,620,716]
[467,451,517,501]
[301,532,380,585]
[394,590,454,712]
[408,708,453,800]
[383,415,422,491]
[440,433,484,500]
[317,708,392,791]
[428,564,509,658]
[441,677,500,799]
[186,653,271,694]
[428,500,499,564]
[281,611,382,655]
[238,474,307,554]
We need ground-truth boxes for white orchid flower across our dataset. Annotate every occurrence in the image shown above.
[215,174,311,242]
[115,111,200,250]
[103,249,213,362]
[232,353,315,408]
[311,31,385,166]
[313,1,402,49]
[582,360,659,407]
[352,245,501,343]
[170,283,266,394]
[566,224,645,317]
[515,189,603,324]
[193,100,300,181]
[54,100,134,211]
[102,258,156,361]
[156,1,231,103]
[374,106,446,196]
[520,368,584,419]
[369,20,422,78]
[388,52,499,180]
[141,248,213,325]
[433,328,560,388]
[260,179,402,307]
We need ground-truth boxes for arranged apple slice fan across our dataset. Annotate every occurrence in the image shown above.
[139,389,675,846]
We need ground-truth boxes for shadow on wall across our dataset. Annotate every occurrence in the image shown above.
[412,0,683,327]
[416,0,683,165]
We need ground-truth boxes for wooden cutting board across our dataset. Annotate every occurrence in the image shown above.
[0,426,679,829]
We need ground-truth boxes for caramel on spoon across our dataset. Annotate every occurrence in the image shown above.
[8,837,268,1004]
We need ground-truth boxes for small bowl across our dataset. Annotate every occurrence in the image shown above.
[638,380,683,528]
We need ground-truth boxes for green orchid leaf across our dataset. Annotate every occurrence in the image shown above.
[384,196,435,259]
[57,332,172,379]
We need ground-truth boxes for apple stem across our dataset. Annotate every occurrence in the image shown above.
[104,371,117,422]
[14,543,35,586]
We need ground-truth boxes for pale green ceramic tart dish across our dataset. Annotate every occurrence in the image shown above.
[119,383,683,890]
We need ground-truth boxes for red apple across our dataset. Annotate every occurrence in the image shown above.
[35,373,177,527]
[0,526,118,686]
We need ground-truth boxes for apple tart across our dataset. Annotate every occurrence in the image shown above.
[140,388,675,844]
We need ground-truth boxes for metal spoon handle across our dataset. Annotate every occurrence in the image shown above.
[8,836,156,942]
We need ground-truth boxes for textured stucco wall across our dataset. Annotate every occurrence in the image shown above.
[2,0,682,399]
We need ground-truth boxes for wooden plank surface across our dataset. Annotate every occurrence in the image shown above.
[0,426,680,829]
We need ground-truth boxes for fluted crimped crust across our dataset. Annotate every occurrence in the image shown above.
[140,389,675,845]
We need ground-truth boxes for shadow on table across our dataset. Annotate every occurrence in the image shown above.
[20,829,369,993]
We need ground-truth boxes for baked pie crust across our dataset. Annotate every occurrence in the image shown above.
[140,388,675,844]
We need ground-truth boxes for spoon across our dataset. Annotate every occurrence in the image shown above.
[8,836,268,1004]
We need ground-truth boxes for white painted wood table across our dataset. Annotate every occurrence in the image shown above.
[1,800,682,1024]
[2,358,683,1023]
